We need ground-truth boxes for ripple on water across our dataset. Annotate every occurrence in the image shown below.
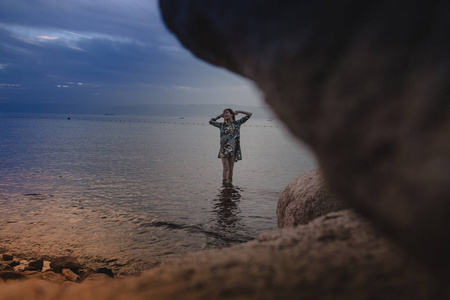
[0,115,316,274]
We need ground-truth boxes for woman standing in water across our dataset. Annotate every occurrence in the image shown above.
[209,108,252,182]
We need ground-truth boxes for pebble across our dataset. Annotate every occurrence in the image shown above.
[27,259,44,271]
[50,256,81,272]
[2,254,13,261]
[62,268,79,282]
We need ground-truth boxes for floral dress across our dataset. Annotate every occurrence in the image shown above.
[209,115,251,162]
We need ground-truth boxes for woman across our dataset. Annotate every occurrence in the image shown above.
[209,108,252,182]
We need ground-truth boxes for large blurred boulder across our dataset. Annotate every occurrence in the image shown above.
[159,0,450,279]
[277,169,349,228]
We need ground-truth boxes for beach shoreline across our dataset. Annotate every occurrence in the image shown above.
[0,242,166,276]
[0,250,141,284]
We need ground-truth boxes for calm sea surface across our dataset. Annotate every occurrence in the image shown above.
[0,113,316,274]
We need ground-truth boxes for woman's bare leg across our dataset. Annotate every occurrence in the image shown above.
[227,156,235,181]
[221,158,230,180]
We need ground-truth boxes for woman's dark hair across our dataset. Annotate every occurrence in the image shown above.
[223,108,236,122]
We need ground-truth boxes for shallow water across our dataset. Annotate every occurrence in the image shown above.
[0,113,316,274]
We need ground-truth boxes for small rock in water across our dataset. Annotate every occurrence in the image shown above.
[78,268,95,282]
[96,267,114,278]
[14,260,29,272]
[50,256,81,272]
[41,260,51,272]
[8,260,20,268]
[26,259,44,271]
[2,253,13,261]
[62,268,79,282]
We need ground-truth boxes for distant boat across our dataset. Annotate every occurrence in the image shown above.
[104,113,115,116]
[179,117,185,119]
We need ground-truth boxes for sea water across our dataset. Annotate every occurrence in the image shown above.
[0,113,316,274]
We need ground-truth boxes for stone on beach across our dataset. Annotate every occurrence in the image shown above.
[277,169,349,228]
[8,260,20,268]
[78,268,96,282]
[0,250,121,286]
[50,256,82,273]
[13,260,29,272]
[26,259,44,271]
[42,260,52,272]
[2,253,13,261]
[63,268,79,282]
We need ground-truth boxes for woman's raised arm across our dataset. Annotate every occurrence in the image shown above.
[235,110,252,116]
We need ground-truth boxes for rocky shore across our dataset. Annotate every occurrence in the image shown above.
[0,253,122,285]
[0,170,441,299]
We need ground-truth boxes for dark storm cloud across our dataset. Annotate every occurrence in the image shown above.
[0,0,261,112]
[0,0,162,42]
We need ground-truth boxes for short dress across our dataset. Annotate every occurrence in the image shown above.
[209,115,251,162]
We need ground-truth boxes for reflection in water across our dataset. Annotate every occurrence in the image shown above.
[0,115,316,274]
[212,181,243,236]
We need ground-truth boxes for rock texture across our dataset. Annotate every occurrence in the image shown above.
[0,211,438,299]
[277,169,349,228]
[159,0,450,281]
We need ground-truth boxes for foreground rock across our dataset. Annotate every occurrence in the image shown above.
[159,0,450,281]
[0,211,437,299]
[0,254,116,285]
[277,169,349,228]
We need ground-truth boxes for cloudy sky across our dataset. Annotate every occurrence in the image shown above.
[0,0,263,114]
